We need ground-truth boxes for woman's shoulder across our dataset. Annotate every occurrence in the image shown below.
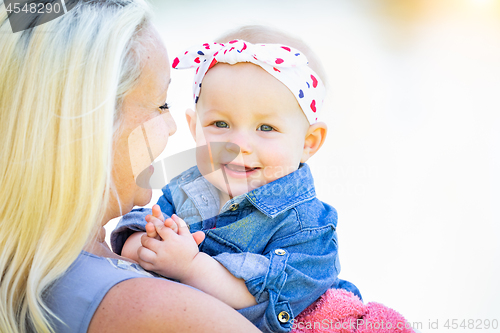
[87,277,204,332]
[44,251,156,333]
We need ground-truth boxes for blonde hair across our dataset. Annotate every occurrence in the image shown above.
[215,25,328,86]
[0,1,151,332]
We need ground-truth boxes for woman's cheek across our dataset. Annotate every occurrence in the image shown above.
[147,113,172,158]
[127,114,171,182]
[127,125,153,181]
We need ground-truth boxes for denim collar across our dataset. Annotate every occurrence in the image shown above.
[179,163,316,220]
[245,163,316,218]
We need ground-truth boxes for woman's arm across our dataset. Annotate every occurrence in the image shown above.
[88,277,260,333]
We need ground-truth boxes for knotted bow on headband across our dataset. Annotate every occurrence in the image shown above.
[172,39,325,124]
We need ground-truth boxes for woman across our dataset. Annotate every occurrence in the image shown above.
[0,0,260,332]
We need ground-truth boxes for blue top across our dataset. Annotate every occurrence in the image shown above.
[44,251,157,333]
[111,163,361,333]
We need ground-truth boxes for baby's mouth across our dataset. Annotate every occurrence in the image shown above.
[223,163,259,173]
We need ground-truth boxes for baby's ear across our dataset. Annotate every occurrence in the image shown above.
[185,108,197,141]
[301,122,327,163]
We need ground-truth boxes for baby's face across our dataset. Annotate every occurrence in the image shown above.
[192,63,310,198]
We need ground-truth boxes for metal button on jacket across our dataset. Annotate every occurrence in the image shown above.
[274,249,286,256]
[229,203,239,211]
[277,311,290,323]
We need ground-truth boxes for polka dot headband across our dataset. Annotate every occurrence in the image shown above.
[172,39,326,124]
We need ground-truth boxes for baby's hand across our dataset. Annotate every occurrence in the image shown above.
[145,204,178,240]
[145,205,205,245]
[138,215,200,280]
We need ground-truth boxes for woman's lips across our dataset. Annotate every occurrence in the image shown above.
[222,164,259,179]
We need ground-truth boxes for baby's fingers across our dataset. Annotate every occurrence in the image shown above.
[137,245,157,265]
[145,221,158,239]
[145,215,164,240]
[164,217,178,233]
[192,231,206,245]
[151,204,165,222]
[153,220,177,241]
[171,214,190,236]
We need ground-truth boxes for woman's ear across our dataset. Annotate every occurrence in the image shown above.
[185,108,197,141]
[301,122,327,163]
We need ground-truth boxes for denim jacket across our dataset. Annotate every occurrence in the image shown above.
[111,163,361,333]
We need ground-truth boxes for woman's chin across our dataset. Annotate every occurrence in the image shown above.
[134,188,153,207]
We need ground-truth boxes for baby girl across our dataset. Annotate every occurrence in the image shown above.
[111,26,360,333]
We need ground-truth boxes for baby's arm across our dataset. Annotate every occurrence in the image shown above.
[121,232,144,262]
[208,224,343,333]
[138,215,257,309]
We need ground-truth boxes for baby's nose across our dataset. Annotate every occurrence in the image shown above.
[227,133,253,154]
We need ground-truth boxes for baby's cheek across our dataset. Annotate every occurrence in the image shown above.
[260,155,297,182]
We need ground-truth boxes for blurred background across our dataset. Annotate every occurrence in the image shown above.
[105,0,500,330]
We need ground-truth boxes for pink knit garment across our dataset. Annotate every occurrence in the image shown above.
[291,289,414,333]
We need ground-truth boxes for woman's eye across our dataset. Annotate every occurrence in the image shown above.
[159,102,170,113]
[258,124,274,132]
[215,121,229,128]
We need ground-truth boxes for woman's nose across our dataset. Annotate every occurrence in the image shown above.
[164,112,177,136]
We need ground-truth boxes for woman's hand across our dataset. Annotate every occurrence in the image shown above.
[138,214,201,280]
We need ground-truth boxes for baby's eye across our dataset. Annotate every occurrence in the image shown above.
[215,121,229,128]
[159,102,170,113]
[258,124,274,132]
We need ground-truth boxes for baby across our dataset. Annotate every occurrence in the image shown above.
[111,25,360,333]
